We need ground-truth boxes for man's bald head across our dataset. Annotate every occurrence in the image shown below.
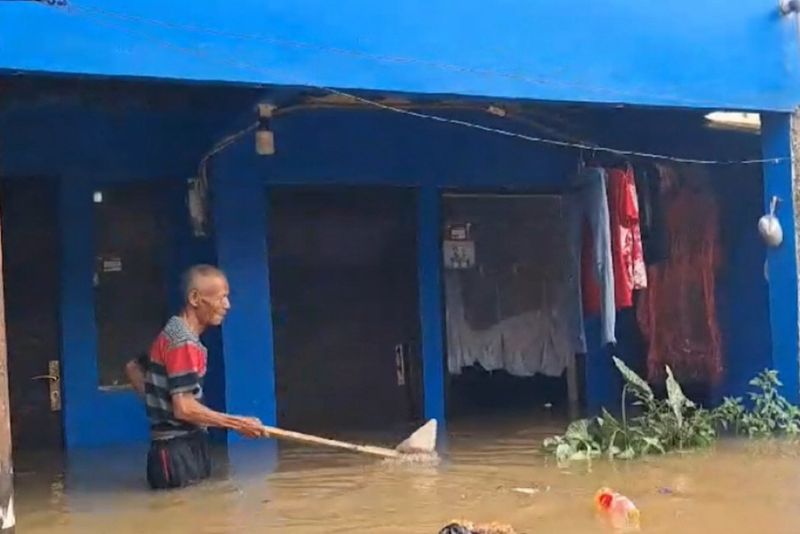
[181,265,231,328]
[181,264,227,303]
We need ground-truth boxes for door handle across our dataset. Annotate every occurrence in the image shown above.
[32,360,61,412]
[31,375,57,381]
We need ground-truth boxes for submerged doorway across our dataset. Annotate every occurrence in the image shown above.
[0,179,63,452]
[92,183,169,390]
[442,193,572,420]
[268,187,422,433]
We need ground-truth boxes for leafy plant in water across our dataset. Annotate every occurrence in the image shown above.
[714,396,746,434]
[544,357,716,462]
[543,419,602,463]
[717,370,800,438]
[544,364,800,463]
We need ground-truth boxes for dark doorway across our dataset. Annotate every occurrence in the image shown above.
[1,179,63,451]
[442,193,571,419]
[268,187,422,432]
[93,183,168,389]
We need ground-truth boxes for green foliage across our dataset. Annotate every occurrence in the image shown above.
[717,370,800,438]
[543,363,800,463]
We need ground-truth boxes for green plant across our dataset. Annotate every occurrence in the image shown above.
[714,396,746,434]
[543,357,717,462]
[544,364,800,464]
[542,419,602,463]
[716,370,800,438]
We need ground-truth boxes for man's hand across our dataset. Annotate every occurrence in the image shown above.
[172,393,264,438]
[232,416,265,438]
[125,357,147,398]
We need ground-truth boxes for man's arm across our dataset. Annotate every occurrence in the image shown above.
[172,393,265,438]
[125,355,147,397]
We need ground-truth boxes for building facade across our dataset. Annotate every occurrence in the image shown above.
[0,0,798,457]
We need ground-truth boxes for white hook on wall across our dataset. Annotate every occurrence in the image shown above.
[780,0,800,15]
[758,195,784,248]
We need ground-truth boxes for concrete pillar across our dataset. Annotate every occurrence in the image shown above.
[417,186,446,427]
[210,154,277,443]
[760,112,800,403]
[0,184,15,531]
[57,179,159,448]
[58,178,101,449]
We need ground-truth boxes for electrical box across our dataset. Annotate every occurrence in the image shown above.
[443,222,476,269]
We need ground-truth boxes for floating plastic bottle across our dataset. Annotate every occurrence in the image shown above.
[594,487,641,530]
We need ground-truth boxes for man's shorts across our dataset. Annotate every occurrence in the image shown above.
[147,431,211,490]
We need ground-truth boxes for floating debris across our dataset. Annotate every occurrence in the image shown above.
[594,487,640,530]
[439,520,517,533]
[511,485,549,496]
[381,452,441,466]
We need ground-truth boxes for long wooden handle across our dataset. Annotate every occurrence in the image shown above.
[261,425,401,459]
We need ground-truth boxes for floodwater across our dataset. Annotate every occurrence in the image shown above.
[13,414,800,533]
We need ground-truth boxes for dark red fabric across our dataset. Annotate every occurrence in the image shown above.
[637,168,723,384]
[581,223,601,314]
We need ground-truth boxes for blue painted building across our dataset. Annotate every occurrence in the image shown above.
[0,0,799,451]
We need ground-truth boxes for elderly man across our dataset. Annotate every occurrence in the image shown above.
[125,264,265,489]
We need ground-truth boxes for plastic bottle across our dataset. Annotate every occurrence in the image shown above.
[594,487,641,530]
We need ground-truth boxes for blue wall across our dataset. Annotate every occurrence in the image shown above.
[215,107,575,188]
[761,114,800,403]
[2,1,800,111]
[0,79,780,446]
[210,156,278,443]
[216,105,774,414]
[58,177,151,447]
[57,176,232,447]
[0,82,246,447]
[0,79,262,179]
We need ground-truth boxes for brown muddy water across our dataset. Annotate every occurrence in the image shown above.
[13,415,800,533]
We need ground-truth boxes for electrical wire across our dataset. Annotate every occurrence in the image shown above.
[197,122,258,184]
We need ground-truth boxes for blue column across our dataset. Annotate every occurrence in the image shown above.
[417,186,446,426]
[584,320,620,416]
[59,177,99,449]
[59,178,149,448]
[761,112,800,404]
[210,153,277,444]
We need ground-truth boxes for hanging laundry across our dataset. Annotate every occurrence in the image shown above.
[634,163,670,265]
[583,165,647,313]
[445,272,573,378]
[609,165,647,296]
[565,167,616,351]
[444,195,574,378]
[636,165,723,385]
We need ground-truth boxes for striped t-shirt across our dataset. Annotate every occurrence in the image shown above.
[143,316,208,440]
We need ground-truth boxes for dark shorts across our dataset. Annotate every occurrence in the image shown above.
[147,431,211,490]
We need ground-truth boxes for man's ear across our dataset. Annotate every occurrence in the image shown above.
[187,288,200,308]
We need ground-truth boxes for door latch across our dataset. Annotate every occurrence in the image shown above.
[395,344,407,386]
[31,360,61,412]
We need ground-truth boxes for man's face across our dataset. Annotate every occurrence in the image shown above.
[189,274,231,327]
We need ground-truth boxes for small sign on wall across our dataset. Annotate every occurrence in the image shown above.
[102,257,123,273]
[443,240,476,269]
[443,222,475,269]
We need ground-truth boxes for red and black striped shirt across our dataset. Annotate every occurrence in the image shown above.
[143,316,208,440]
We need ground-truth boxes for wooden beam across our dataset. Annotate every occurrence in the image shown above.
[0,196,16,532]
